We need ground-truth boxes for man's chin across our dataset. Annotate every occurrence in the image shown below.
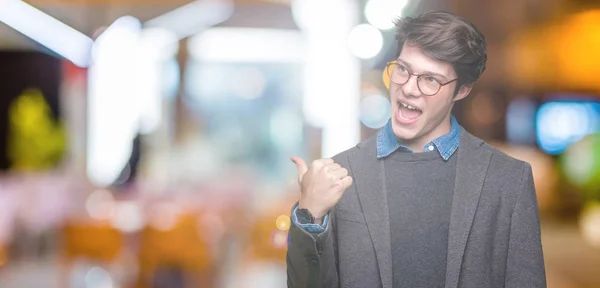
[391,125,419,142]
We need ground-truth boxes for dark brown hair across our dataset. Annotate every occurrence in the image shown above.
[394,11,487,91]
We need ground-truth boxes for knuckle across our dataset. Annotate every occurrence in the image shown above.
[331,179,342,187]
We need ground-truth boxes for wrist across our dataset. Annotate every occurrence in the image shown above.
[313,217,324,225]
[296,204,327,225]
[297,202,326,219]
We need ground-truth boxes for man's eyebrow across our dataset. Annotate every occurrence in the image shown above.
[396,58,448,80]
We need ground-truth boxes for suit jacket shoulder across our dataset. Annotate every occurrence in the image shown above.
[482,142,529,168]
[463,128,531,176]
[472,135,534,204]
[330,135,377,167]
[480,141,532,185]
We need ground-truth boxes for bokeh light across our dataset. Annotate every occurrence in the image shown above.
[85,189,116,220]
[275,215,291,231]
[84,266,114,288]
[271,229,288,249]
[364,0,409,30]
[360,94,391,129]
[110,201,145,233]
[579,202,600,248]
[536,101,600,155]
[562,134,600,192]
[347,24,383,59]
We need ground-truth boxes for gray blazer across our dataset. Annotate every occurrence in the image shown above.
[287,128,546,288]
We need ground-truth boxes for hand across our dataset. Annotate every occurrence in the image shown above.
[291,156,353,220]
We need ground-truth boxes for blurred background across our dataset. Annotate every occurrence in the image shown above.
[0,0,599,287]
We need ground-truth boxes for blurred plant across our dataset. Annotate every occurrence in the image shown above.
[561,133,600,200]
[7,88,66,171]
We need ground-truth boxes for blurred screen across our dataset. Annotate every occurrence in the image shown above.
[184,61,305,181]
[535,96,600,155]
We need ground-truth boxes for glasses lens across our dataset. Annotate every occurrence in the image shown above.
[417,76,441,95]
[388,64,409,85]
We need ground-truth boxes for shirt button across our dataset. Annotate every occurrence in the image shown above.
[428,145,435,151]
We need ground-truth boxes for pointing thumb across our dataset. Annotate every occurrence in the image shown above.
[290,156,308,184]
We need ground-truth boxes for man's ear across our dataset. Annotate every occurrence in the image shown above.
[453,84,472,102]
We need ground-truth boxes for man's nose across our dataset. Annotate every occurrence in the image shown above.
[401,75,422,98]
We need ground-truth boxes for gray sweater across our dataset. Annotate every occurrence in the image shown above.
[385,150,457,288]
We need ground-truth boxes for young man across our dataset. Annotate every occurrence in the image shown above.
[287,11,546,288]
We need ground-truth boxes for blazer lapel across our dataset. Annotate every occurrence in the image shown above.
[445,128,492,288]
[348,137,393,288]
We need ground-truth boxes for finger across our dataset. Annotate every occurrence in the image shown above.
[329,168,348,179]
[339,176,353,189]
[312,158,334,170]
[290,156,308,183]
[326,163,342,171]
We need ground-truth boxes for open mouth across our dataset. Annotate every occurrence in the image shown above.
[396,101,423,123]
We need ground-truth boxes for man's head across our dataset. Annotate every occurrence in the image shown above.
[387,11,487,150]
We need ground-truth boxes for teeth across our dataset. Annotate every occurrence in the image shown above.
[400,102,418,111]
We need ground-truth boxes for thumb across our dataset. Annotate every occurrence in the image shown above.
[290,156,308,184]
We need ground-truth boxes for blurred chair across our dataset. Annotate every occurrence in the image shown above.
[0,243,7,269]
[242,193,296,265]
[234,207,290,288]
[62,221,123,262]
[136,212,214,288]
[59,220,125,287]
[246,214,288,263]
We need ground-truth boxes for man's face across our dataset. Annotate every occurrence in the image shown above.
[389,41,471,149]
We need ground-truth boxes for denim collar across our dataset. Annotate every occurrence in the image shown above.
[376,115,460,161]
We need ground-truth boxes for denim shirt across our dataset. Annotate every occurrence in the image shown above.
[293,116,461,233]
[376,115,460,160]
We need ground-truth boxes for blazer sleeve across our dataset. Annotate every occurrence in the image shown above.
[505,162,547,288]
[286,206,339,288]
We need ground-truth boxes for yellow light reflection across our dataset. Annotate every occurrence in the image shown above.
[580,202,600,248]
[275,215,291,231]
[506,9,600,92]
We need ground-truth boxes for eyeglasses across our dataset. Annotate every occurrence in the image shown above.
[385,62,458,96]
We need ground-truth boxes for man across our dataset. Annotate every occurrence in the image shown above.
[287,11,546,288]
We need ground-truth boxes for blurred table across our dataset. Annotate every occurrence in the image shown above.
[542,217,600,288]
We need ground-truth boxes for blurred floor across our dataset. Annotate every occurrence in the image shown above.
[542,218,600,288]
[0,217,598,287]
[0,258,60,288]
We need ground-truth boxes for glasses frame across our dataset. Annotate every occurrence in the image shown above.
[385,61,458,96]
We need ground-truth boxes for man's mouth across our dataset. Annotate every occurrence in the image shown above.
[397,101,423,121]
